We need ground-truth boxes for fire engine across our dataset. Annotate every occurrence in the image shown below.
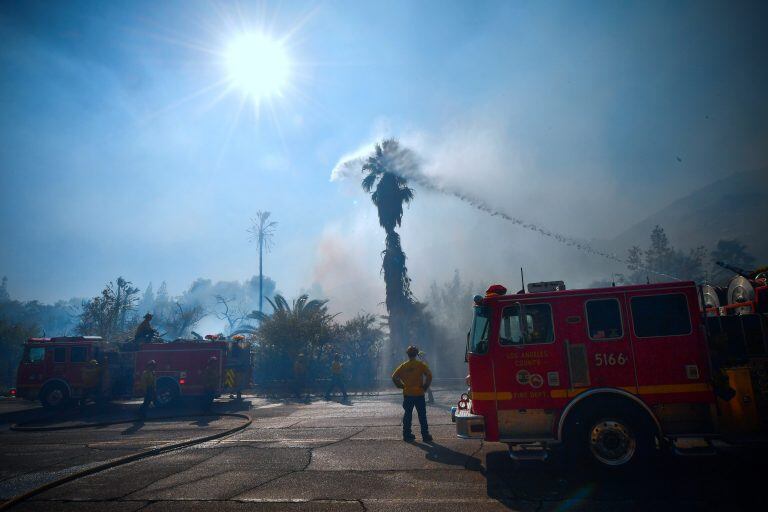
[15,336,252,408]
[453,269,768,470]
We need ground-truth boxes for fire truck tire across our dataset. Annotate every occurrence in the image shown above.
[40,383,69,409]
[565,400,655,471]
[154,379,180,408]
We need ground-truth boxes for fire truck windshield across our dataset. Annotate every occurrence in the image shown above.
[469,306,490,354]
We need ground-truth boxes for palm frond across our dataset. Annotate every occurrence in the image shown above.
[304,299,329,312]
[399,186,414,205]
[294,294,309,313]
[361,172,378,192]
[264,295,279,313]
[274,294,290,312]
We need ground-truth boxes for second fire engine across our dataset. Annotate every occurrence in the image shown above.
[15,336,252,408]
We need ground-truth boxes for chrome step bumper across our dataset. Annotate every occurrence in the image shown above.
[453,408,485,439]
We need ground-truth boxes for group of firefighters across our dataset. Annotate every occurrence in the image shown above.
[130,314,437,441]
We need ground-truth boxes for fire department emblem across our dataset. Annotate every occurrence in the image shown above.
[516,370,530,385]
[529,373,544,389]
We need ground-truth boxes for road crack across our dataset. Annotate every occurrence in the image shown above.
[230,426,366,499]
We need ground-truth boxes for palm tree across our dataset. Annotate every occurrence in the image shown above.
[249,294,333,324]
[233,294,335,337]
[360,139,416,354]
[248,211,277,315]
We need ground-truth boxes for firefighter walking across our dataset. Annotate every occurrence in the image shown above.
[392,345,433,443]
[137,360,156,419]
[325,353,348,401]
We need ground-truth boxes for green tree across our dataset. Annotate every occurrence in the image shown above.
[333,313,384,388]
[77,277,140,339]
[360,139,416,356]
[626,225,706,283]
[148,282,205,339]
[0,276,9,302]
[157,302,205,339]
[247,294,336,386]
[0,319,39,389]
[426,270,477,377]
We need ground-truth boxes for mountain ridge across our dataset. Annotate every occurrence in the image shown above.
[604,167,767,263]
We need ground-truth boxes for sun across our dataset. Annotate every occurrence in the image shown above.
[225,32,291,102]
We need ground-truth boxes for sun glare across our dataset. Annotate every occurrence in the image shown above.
[225,32,291,101]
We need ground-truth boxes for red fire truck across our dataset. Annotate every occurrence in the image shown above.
[15,336,252,408]
[454,277,768,469]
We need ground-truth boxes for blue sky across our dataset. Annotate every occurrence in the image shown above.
[1,0,766,313]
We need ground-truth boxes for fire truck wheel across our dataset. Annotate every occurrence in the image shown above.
[566,403,655,471]
[40,383,69,409]
[154,379,180,408]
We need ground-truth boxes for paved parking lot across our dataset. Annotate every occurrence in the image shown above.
[1,391,766,511]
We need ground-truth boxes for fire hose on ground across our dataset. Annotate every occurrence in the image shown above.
[0,411,252,511]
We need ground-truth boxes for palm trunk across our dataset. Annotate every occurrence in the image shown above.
[259,236,264,315]
[382,229,412,357]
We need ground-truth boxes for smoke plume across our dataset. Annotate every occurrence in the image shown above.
[332,140,679,280]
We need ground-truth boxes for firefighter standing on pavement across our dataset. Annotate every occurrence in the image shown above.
[325,353,348,401]
[392,345,433,442]
[138,360,157,419]
[202,356,220,411]
[81,359,100,404]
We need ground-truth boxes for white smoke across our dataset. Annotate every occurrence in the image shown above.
[329,124,682,289]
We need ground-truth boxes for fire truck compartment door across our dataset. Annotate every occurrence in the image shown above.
[627,289,711,398]
[498,409,556,440]
[576,297,638,392]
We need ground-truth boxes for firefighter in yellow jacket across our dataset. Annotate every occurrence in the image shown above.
[138,360,157,419]
[392,345,433,442]
[324,353,348,401]
[81,359,100,404]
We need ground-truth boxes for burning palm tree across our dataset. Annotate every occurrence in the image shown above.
[360,139,416,354]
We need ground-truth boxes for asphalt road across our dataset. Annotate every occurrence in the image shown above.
[1,391,766,511]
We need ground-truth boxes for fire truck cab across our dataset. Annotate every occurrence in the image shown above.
[455,279,768,469]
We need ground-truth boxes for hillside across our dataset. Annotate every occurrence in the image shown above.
[608,168,768,263]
